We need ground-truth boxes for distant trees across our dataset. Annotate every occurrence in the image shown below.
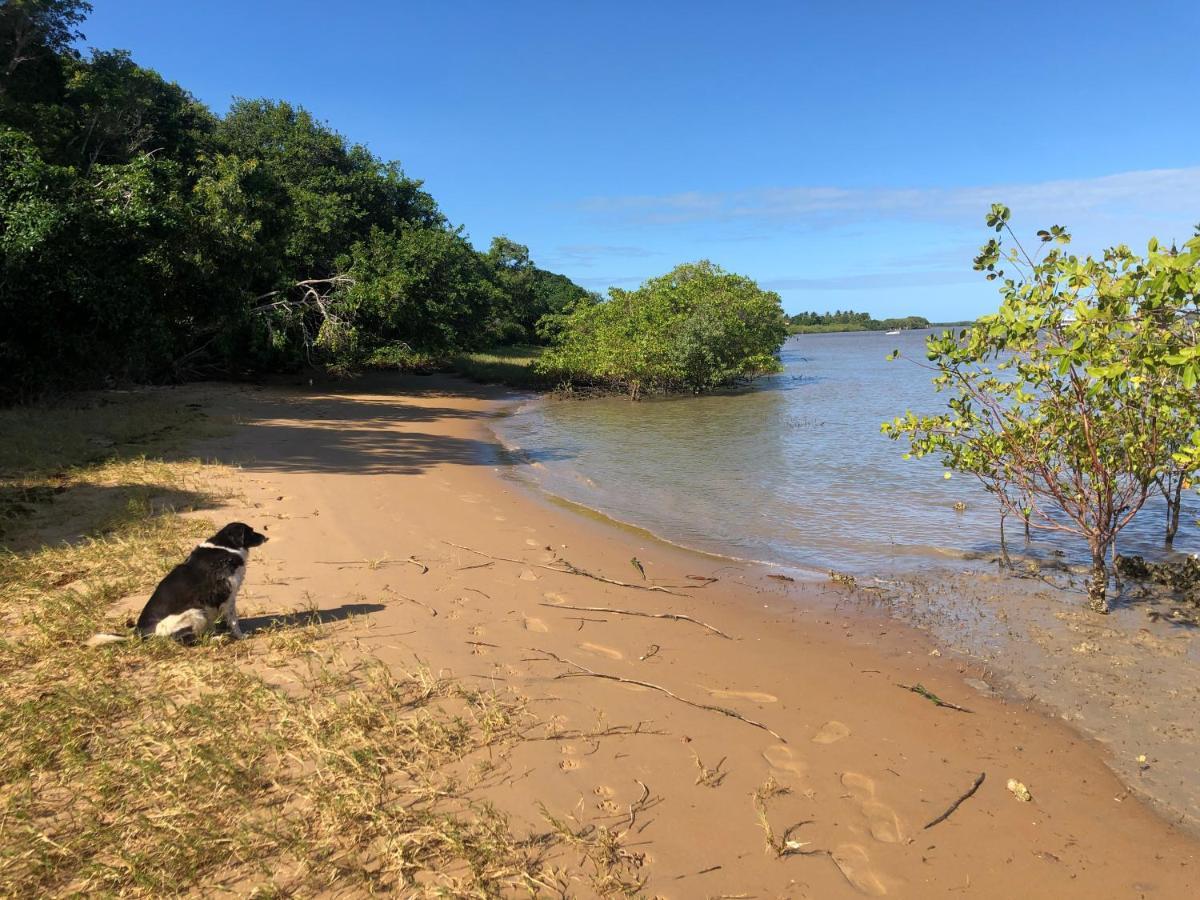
[0,2,589,400]
[787,310,931,333]
[538,261,788,398]
[884,205,1200,613]
[484,236,597,343]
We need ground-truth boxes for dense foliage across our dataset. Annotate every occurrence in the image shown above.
[537,261,788,398]
[0,1,591,399]
[884,205,1200,612]
[787,310,932,334]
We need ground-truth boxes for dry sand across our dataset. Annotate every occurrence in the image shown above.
[171,373,1198,897]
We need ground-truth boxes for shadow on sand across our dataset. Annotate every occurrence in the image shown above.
[239,601,388,635]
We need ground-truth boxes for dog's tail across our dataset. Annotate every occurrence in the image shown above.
[85,632,130,647]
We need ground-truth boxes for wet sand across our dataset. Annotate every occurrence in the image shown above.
[162,373,1198,897]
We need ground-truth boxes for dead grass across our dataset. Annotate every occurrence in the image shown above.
[0,390,647,897]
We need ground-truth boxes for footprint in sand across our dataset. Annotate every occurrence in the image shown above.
[578,642,623,661]
[762,744,808,782]
[841,772,906,844]
[593,785,620,814]
[543,591,569,605]
[706,688,778,704]
[524,538,542,547]
[832,843,888,896]
[494,515,506,522]
[559,745,581,771]
[812,720,851,744]
[519,569,539,581]
[524,617,549,633]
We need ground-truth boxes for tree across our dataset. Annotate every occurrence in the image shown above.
[0,0,89,83]
[883,205,1200,613]
[538,261,788,397]
[484,236,595,343]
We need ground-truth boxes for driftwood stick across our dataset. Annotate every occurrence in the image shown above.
[384,590,438,617]
[443,541,682,595]
[924,772,986,829]
[898,683,973,714]
[529,648,786,742]
[538,602,733,640]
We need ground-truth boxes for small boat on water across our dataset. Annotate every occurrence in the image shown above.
[885,329,901,335]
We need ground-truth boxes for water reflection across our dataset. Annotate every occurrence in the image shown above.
[494,330,1199,576]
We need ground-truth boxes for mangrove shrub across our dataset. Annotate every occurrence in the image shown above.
[884,205,1200,613]
[537,261,789,397]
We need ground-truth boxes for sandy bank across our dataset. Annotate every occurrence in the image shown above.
[173,373,1197,897]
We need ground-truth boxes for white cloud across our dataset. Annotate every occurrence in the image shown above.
[579,166,1200,230]
[762,270,979,292]
[546,244,659,268]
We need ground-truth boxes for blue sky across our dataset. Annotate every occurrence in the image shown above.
[81,1,1200,319]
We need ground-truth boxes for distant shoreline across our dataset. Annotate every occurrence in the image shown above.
[788,321,973,335]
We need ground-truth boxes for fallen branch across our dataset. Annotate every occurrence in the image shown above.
[443,541,682,595]
[529,649,786,742]
[898,683,973,714]
[924,772,986,829]
[538,602,733,640]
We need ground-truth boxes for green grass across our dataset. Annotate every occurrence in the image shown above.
[0,391,647,896]
[449,344,552,390]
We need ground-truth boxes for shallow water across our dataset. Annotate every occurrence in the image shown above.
[493,330,1200,576]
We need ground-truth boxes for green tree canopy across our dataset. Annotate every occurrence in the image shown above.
[538,261,789,397]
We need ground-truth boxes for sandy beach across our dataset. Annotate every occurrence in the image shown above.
[141,372,1200,897]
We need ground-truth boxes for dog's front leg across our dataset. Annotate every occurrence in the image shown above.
[222,598,246,640]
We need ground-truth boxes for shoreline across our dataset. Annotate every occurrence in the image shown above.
[491,387,1200,838]
[174,372,1198,895]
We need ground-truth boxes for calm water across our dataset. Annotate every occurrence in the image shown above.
[493,330,1200,576]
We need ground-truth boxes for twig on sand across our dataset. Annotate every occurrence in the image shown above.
[538,602,734,640]
[925,772,986,829]
[315,555,428,574]
[566,616,607,631]
[442,541,683,595]
[898,683,973,714]
[625,780,652,833]
[382,588,438,617]
[456,560,494,571]
[528,648,786,742]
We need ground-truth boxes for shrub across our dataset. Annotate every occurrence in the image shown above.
[536,261,788,398]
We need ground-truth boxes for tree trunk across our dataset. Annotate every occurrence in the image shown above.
[1166,475,1183,547]
[1087,542,1109,613]
[998,512,1011,570]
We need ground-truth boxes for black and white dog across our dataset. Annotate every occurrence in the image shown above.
[87,522,268,647]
